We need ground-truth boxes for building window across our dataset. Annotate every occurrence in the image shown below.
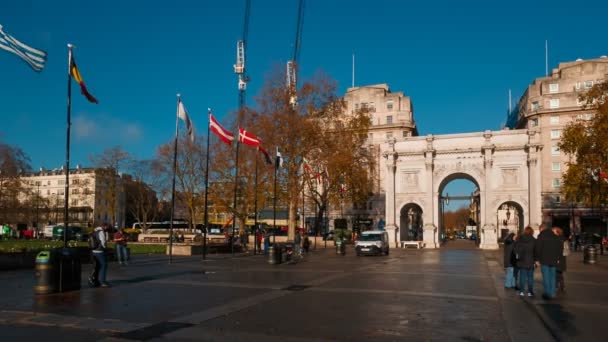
[72,188,79,194]
[585,113,594,120]
[355,103,359,110]
[402,131,409,138]
[57,189,64,195]
[530,118,539,127]
[551,129,561,139]
[386,115,393,124]
[71,199,79,206]
[369,102,376,112]
[58,179,65,185]
[532,101,539,111]
[577,97,584,106]
[552,178,561,188]
[386,132,393,139]
[584,80,593,89]
[550,116,559,124]
[550,99,560,109]
[46,189,50,195]
[369,133,373,140]
[386,101,393,110]
[47,180,51,185]
[576,82,582,90]
[552,162,561,171]
[551,145,560,156]
[555,195,561,204]
[549,83,559,93]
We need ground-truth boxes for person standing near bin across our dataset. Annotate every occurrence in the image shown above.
[113,228,128,266]
[535,224,563,300]
[89,222,111,288]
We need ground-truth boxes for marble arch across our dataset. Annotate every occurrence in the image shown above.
[382,129,543,250]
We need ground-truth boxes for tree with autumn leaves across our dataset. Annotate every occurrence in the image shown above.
[559,82,608,206]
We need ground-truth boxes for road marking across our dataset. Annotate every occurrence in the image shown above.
[0,310,149,333]
[310,287,499,302]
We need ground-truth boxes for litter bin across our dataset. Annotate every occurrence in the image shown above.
[57,247,82,292]
[268,244,282,265]
[34,250,58,295]
[584,245,597,264]
[336,240,346,256]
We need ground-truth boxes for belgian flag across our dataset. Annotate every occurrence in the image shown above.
[70,54,98,104]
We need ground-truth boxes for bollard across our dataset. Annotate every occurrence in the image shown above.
[583,245,597,264]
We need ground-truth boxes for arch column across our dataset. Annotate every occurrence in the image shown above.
[480,131,498,249]
[383,140,399,248]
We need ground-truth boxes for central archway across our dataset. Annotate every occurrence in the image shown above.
[437,172,480,248]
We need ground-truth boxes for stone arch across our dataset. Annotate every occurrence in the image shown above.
[495,200,525,240]
[434,172,481,247]
[399,203,424,242]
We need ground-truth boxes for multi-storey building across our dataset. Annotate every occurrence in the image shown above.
[509,55,608,235]
[20,166,126,229]
[339,84,419,230]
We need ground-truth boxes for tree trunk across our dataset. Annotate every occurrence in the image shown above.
[288,198,297,241]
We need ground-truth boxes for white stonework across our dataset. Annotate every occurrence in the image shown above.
[382,129,543,250]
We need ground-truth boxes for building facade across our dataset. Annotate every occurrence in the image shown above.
[339,84,419,230]
[20,166,126,229]
[509,56,608,235]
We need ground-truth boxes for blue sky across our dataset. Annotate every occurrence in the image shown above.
[1,0,607,204]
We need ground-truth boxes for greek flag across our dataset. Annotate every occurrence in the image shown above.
[0,24,47,72]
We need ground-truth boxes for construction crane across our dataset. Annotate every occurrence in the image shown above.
[287,0,305,107]
[234,0,251,110]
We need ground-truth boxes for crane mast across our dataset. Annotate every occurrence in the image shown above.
[234,0,251,109]
[287,0,305,107]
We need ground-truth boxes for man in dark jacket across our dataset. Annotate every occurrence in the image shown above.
[514,227,536,296]
[503,233,517,289]
[535,224,563,299]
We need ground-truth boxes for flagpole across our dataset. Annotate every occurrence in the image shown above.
[63,44,74,248]
[169,94,181,264]
[231,131,241,255]
[253,149,259,255]
[202,109,212,261]
[273,147,278,244]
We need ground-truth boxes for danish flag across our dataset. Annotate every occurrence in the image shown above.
[238,128,262,147]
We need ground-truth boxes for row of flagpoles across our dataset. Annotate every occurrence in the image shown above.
[2,25,327,259]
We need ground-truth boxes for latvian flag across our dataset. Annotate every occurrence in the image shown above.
[0,24,47,72]
[258,146,273,165]
[239,128,261,148]
[209,110,234,145]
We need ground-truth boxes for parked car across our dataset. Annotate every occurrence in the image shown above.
[355,230,389,256]
[52,226,89,242]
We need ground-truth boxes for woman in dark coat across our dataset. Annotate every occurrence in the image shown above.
[503,233,517,289]
[514,226,536,297]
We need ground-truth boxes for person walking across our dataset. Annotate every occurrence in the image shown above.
[535,224,563,300]
[113,228,129,266]
[89,222,111,288]
[553,227,569,294]
[256,230,263,255]
[303,234,311,254]
[294,230,302,257]
[514,226,536,297]
[503,232,517,289]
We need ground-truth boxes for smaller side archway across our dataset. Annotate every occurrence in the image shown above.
[400,203,423,242]
[496,201,524,241]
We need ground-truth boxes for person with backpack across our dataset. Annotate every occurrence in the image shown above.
[88,222,111,288]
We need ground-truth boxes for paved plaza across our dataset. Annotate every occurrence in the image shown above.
[1,241,607,341]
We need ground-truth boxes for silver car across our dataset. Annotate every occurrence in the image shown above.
[355,231,389,256]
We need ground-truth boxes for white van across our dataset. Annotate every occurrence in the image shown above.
[355,230,389,256]
[42,225,56,239]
